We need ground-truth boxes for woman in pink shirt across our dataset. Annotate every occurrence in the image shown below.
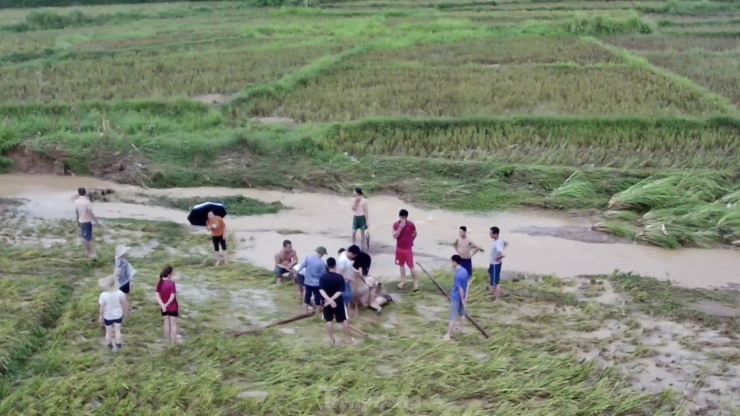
[155,266,179,344]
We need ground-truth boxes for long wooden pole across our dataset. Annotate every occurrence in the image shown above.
[233,311,316,338]
[416,262,490,339]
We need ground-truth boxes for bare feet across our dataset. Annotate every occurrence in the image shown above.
[442,334,452,341]
[215,260,221,267]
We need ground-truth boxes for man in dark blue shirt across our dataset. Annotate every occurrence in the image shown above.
[443,255,469,341]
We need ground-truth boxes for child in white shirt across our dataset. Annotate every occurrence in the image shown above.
[98,274,129,351]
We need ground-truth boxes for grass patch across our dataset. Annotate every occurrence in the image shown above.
[142,195,286,216]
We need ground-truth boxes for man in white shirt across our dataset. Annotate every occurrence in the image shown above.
[488,226,508,301]
[336,248,358,317]
[75,187,100,258]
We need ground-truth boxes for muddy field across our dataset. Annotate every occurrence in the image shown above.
[1,174,739,414]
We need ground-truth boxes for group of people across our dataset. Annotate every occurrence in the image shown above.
[75,184,508,347]
[76,187,180,351]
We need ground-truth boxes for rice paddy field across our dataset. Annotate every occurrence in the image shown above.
[0,0,739,414]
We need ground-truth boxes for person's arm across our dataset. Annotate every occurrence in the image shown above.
[411,226,417,240]
[98,296,105,323]
[496,241,506,261]
[289,251,298,268]
[469,239,481,257]
[121,294,130,317]
[363,202,369,225]
[274,253,283,269]
[75,207,79,223]
[163,294,175,308]
[392,222,403,238]
[88,205,99,224]
[458,286,466,305]
[156,292,165,308]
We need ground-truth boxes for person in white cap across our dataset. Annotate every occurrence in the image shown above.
[98,274,129,351]
[114,245,136,309]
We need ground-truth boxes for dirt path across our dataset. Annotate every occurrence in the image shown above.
[1,174,739,289]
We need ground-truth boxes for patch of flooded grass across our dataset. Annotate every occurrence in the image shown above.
[135,194,287,217]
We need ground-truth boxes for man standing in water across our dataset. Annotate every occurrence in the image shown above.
[351,188,369,250]
[443,255,469,341]
[206,211,228,267]
[319,257,352,345]
[75,187,99,258]
[488,226,508,301]
[273,240,298,285]
[393,209,418,291]
[453,226,481,280]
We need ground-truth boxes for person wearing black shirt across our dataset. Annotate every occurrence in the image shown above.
[319,257,352,345]
[347,245,371,276]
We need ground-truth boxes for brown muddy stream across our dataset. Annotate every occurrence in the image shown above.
[1,175,738,289]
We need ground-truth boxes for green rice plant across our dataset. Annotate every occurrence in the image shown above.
[603,210,641,222]
[321,116,740,169]
[591,220,638,240]
[565,11,655,36]
[604,34,739,54]
[608,173,733,212]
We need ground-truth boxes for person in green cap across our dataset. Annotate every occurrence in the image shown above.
[297,246,328,314]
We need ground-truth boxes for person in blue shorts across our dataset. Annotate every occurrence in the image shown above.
[443,255,469,341]
[488,226,508,301]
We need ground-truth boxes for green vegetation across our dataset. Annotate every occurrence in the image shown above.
[0,216,738,414]
[139,194,286,216]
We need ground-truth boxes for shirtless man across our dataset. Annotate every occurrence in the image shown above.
[273,240,298,285]
[453,226,481,283]
[351,188,369,250]
[75,187,100,258]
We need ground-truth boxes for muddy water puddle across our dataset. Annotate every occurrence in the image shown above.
[1,174,739,289]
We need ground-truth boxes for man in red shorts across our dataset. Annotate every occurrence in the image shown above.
[393,209,419,291]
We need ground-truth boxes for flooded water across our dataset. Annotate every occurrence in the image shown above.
[1,174,739,289]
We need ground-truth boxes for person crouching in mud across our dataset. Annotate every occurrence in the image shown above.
[352,275,393,315]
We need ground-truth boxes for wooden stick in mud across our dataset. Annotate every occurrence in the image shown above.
[348,324,367,337]
[232,311,315,338]
[416,262,490,339]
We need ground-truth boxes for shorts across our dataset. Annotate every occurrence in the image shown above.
[323,303,348,323]
[343,280,353,304]
[274,266,289,277]
[80,222,93,242]
[395,248,414,268]
[304,285,321,306]
[459,258,472,279]
[103,317,123,327]
[119,282,130,294]
[352,215,368,231]
[161,311,179,317]
[449,299,465,320]
[212,235,227,252]
[488,263,502,287]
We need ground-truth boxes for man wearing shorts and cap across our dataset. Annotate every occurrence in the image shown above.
[297,246,328,314]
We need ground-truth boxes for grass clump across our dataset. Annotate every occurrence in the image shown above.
[146,195,286,216]
[600,174,740,248]
[565,12,656,36]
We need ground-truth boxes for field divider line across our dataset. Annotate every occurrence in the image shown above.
[583,36,738,115]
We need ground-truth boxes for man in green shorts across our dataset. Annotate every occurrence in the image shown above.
[351,188,369,250]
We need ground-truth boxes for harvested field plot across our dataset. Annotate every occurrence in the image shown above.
[643,52,740,105]
[250,65,729,121]
[353,38,624,65]
[325,118,740,169]
[0,45,346,102]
